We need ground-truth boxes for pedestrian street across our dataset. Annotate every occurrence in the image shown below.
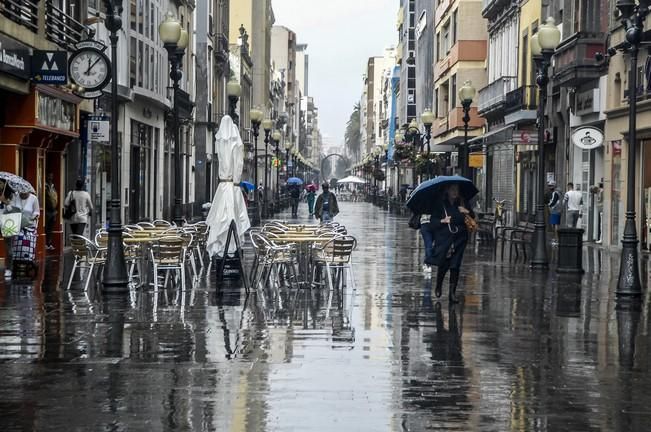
[1,201,651,431]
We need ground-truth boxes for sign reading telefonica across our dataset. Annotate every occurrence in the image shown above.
[0,34,31,80]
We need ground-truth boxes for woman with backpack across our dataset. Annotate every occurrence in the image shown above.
[63,179,93,236]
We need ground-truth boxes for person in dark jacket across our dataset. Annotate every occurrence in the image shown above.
[429,184,475,303]
[314,183,339,222]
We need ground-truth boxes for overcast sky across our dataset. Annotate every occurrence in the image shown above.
[272,0,397,150]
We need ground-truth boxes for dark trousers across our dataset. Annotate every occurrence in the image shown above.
[291,198,299,216]
[420,223,434,265]
[45,211,56,245]
[70,223,86,236]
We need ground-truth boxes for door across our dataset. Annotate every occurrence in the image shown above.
[130,145,141,223]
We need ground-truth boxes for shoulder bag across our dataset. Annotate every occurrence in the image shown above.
[63,191,77,220]
[408,212,421,230]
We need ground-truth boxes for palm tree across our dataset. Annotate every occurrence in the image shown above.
[344,103,361,160]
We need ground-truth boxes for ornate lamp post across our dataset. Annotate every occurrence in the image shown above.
[394,131,404,197]
[261,118,273,218]
[529,17,561,271]
[160,14,188,227]
[102,0,128,292]
[285,142,293,177]
[249,107,263,203]
[383,142,389,200]
[458,81,476,179]
[609,0,650,297]
[405,119,420,185]
[227,79,242,126]
[421,108,435,179]
[272,129,282,210]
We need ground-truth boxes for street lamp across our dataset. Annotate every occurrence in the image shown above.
[227,79,242,126]
[160,13,188,228]
[249,107,263,205]
[529,17,561,271]
[285,142,293,177]
[261,118,273,218]
[102,0,128,292]
[421,108,434,154]
[394,131,404,196]
[458,81,476,179]
[607,1,650,297]
[383,143,389,200]
[273,129,282,209]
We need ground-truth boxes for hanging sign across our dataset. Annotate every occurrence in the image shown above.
[572,127,604,150]
[469,153,485,168]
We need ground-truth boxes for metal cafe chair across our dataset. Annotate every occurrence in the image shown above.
[153,219,173,227]
[137,221,155,229]
[249,231,300,291]
[310,235,357,310]
[150,235,187,292]
[67,234,107,291]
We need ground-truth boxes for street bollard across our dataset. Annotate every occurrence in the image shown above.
[557,228,584,274]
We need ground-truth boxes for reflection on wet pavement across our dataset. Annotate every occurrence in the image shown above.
[1,202,651,431]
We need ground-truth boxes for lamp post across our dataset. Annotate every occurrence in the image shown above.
[373,146,381,204]
[285,142,293,178]
[249,107,263,203]
[261,118,273,218]
[160,13,188,227]
[421,108,435,179]
[458,81,476,179]
[102,0,128,292]
[406,119,420,185]
[529,17,561,271]
[610,0,650,297]
[394,131,404,198]
[227,79,242,126]
[273,130,282,210]
[383,143,389,201]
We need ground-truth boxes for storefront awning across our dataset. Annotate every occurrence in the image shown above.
[467,125,515,146]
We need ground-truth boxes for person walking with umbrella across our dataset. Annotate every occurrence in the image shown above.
[407,176,478,303]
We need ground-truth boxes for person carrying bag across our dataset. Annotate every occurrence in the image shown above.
[64,179,93,236]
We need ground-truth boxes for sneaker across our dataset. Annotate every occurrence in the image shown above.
[46,245,55,250]
[4,269,11,279]
[422,264,432,274]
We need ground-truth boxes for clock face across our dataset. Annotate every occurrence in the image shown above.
[69,49,110,91]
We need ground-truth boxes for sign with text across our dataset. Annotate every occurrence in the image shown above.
[469,153,485,168]
[0,34,30,79]
[31,51,67,84]
[87,118,109,142]
[572,126,604,150]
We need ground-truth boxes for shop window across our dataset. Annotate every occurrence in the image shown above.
[37,93,75,131]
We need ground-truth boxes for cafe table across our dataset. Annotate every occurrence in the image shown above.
[271,234,338,288]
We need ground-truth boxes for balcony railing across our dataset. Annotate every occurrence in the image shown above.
[504,85,538,115]
[482,0,509,17]
[1,0,39,32]
[478,76,517,113]
[45,0,84,51]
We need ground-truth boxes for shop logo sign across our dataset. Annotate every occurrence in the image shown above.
[572,127,604,150]
[0,36,30,79]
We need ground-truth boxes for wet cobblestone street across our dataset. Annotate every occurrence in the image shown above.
[2,202,651,431]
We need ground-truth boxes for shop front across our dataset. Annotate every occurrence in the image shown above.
[0,84,81,262]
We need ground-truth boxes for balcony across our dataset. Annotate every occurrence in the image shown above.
[482,0,511,19]
[478,76,517,115]
[552,32,605,89]
[45,0,84,51]
[504,86,537,114]
[1,0,39,33]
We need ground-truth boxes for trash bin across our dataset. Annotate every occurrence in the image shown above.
[557,228,584,274]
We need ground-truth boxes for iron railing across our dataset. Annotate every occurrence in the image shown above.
[504,85,538,115]
[0,0,39,32]
[478,76,517,113]
[45,0,84,51]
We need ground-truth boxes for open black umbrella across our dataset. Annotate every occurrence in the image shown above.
[406,175,478,214]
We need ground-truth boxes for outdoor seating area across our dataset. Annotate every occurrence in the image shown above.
[66,220,210,293]
[248,221,357,327]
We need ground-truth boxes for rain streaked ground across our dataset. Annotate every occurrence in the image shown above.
[1,202,651,431]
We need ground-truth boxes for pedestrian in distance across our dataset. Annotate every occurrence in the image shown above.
[306,188,316,215]
[547,181,562,246]
[45,173,58,250]
[564,182,583,228]
[290,185,301,217]
[63,179,93,236]
[315,183,339,223]
[430,184,475,303]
